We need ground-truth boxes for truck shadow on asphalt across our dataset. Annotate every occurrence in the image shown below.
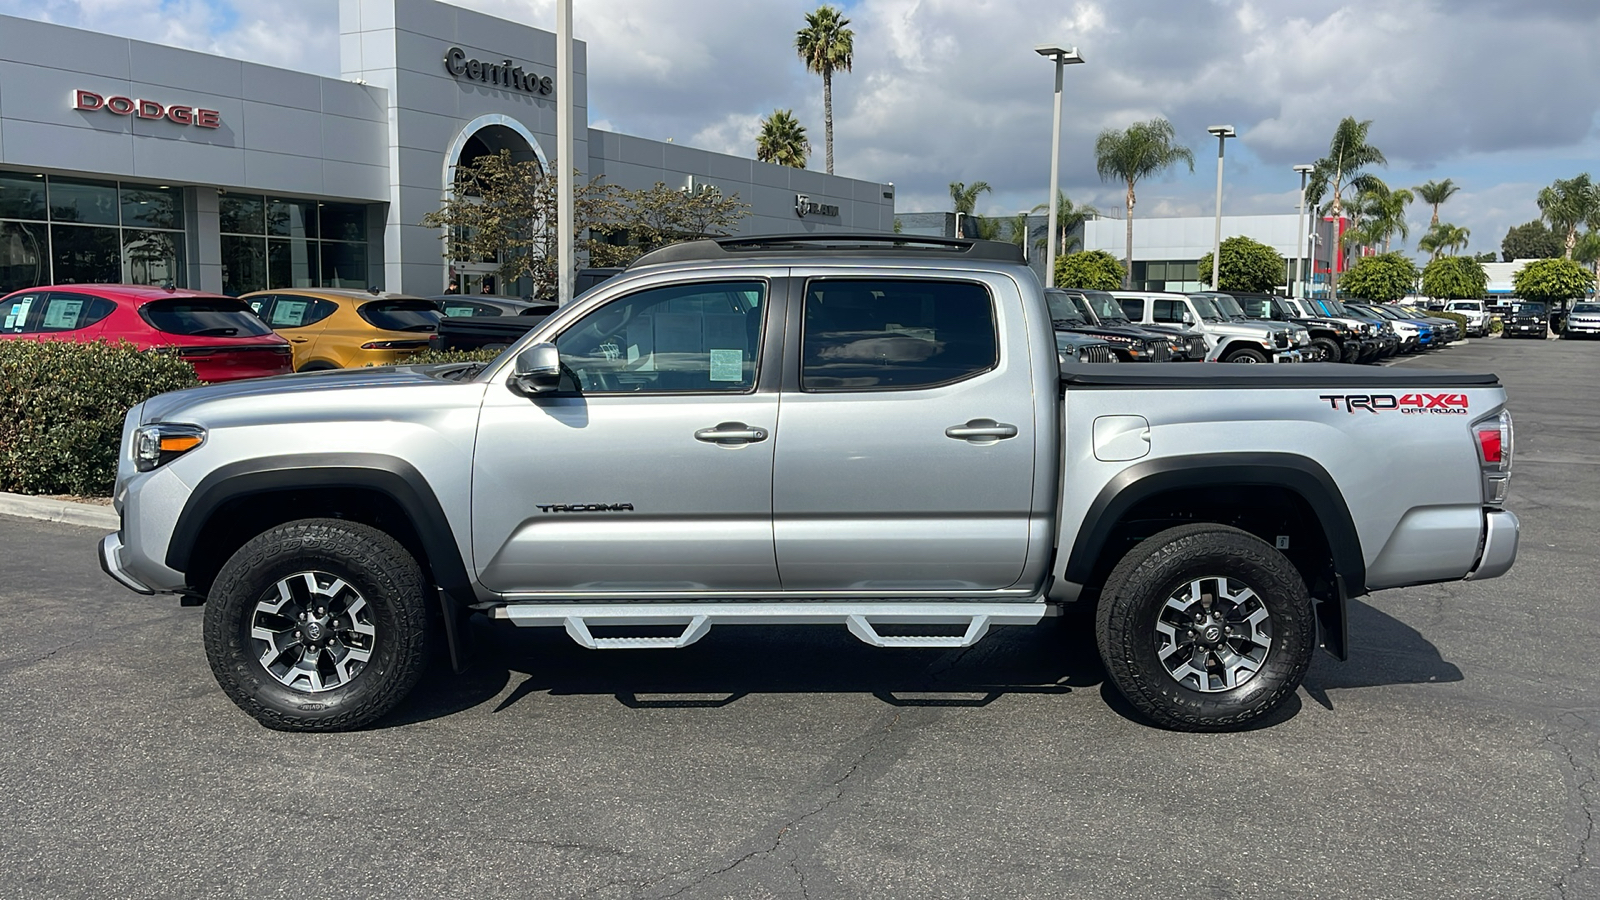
[386,597,1463,731]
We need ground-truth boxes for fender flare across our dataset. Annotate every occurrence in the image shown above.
[1062,452,1366,595]
[166,453,474,671]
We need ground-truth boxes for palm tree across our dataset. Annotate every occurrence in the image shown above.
[1351,181,1413,253]
[795,5,853,175]
[1307,117,1387,297]
[1006,212,1033,257]
[949,181,991,237]
[1573,231,1600,281]
[1419,222,1471,260]
[1415,178,1460,226]
[1031,189,1099,257]
[1536,173,1600,259]
[755,109,810,169]
[1093,118,1195,288]
[971,216,1003,241]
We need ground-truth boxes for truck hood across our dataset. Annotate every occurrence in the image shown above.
[140,363,483,425]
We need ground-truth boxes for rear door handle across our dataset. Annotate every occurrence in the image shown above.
[695,422,769,445]
[945,419,1018,441]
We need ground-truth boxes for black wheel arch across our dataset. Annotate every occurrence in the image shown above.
[166,453,475,672]
[1062,452,1364,657]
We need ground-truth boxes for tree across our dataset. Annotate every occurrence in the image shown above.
[1005,212,1033,256]
[949,181,991,237]
[1513,257,1596,305]
[1306,117,1387,299]
[1348,180,1413,253]
[795,5,853,175]
[1574,231,1600,280]
[1339,252,1418,302]
[1536,173,1600,259]
[1500,220,1563,261]
[1093,118,1195,288]
[1031,190,1099,257]
[755,109,809,169]
[1195,235,1286,292]
[1418,222,1470,260]
[1421,256,1488,300]
[421,151,749,298]
[1415,178,1460,226]
[1473,251,1498,263]
[1055,250,1124,291]
[970,215,1003,240]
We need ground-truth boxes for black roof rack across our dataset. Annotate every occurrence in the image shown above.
[627,233,1027,269]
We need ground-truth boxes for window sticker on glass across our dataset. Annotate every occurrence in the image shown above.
[709,349,744,381]
[7,298,34,332]
[271,300,309,327]
[43,299,84,330]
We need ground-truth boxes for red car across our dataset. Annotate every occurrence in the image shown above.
[0,284,292,382]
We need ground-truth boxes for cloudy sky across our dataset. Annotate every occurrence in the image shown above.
[8,0,1599,259]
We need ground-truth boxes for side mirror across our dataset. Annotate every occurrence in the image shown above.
[1181,310,1195,325]
[508,342,561,396]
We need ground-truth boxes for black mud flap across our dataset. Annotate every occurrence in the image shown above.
[437,588,471,674]
[1316,574,1349,661]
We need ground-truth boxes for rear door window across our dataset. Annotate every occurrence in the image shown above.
[38,293,115,332]
[358,298,442,333]
[1152,299,1187,324]
[801,279,996,392]
[268,297,335,328]
[141,297,277,337]
[1118,297,1145,320]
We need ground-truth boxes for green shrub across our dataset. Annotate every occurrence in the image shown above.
[0,340,198,496]
[1429,309,1471,335]
[1341,253,1419,302]
[395,348,503,366]
[1489,317,1504,335]
[1055,250,1125,291]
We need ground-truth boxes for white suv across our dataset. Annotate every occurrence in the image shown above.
[1445,300,1490,337]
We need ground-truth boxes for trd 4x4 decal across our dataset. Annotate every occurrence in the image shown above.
[1320,393,1470,414]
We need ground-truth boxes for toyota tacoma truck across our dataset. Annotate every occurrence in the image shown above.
[99,234,1520,733]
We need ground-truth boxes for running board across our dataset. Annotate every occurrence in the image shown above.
[491,601,1048,650]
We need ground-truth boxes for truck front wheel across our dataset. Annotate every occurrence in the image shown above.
[202,518,434,731]
[1095,524,1315,732]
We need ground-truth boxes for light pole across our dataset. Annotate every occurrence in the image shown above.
[1035,44,1084,287]
[1292,163,1314,299]
[1206,125,1236,291]
[556,0,575,305]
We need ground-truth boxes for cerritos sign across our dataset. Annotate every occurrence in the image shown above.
[72,90,221,128]
[443,47,553,96]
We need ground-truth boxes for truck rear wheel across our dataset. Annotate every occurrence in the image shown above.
[1095,524,1314,732]
[202,518,434,731]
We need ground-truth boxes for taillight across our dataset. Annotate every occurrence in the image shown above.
[1473,410,1513,506]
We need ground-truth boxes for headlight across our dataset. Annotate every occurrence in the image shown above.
[134,424,206,472]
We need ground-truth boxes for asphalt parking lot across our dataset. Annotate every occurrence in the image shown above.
[1,337,1596,900]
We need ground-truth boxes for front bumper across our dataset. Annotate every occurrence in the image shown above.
[99,531,155,595]
[1273,349,1304,363]
[1566,320,1600,335]
[1465,509,1519,581]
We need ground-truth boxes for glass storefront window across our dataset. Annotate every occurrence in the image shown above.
[267,198,318,239]
[221,235,267,296]
[269,238,319,288]
[122,229,186,287]
[319,242,368,288]
[320,202,367,242]
[0,172,47,221]
[0,221,49,294]
[48,177,120,226]
[220,195,265,235]
[121,185,184,230]
[50,224,121,284]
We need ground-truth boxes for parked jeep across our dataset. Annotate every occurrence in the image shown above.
[1115,291,1301,363]
[1046,288,1172,362]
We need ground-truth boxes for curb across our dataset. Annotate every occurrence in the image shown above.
[0,492,118,530]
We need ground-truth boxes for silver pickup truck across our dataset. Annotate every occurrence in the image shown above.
[99,235,1520,733]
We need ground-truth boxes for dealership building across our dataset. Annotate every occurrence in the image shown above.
[0,0,896,298]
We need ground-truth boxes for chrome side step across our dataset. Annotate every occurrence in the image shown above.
[492,601,1048,650]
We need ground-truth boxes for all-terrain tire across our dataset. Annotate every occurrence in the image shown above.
[1308,336,1341,363]
[1222,347,1268,364]
[203,518,433,731]
[1094,523,1315,732]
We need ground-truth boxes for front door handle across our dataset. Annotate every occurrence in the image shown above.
[945,419,1018,442]
[289,337,309,343]
[695,422,769,445]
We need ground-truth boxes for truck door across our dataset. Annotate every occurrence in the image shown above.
[472,275,782,594]
[771,274,1038,592]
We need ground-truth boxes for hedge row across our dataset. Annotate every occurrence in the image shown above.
[0,341,198,496]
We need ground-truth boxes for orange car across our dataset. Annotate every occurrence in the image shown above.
[241,288,442,371]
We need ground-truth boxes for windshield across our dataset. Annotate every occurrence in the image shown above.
[1189,295,1224,321]
[1514,302,1547,315]
[358,298,443,333]
[1447,301,1482,311]
[1274,298,1305,318]
[1572,303,1600,314]
[1045,290,1089,326]
[141,297,276,337]
[1236,297,1272,318]
[1211,295,1245,318]
[1080,291,1130,323]
[1362,305,1399,320]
